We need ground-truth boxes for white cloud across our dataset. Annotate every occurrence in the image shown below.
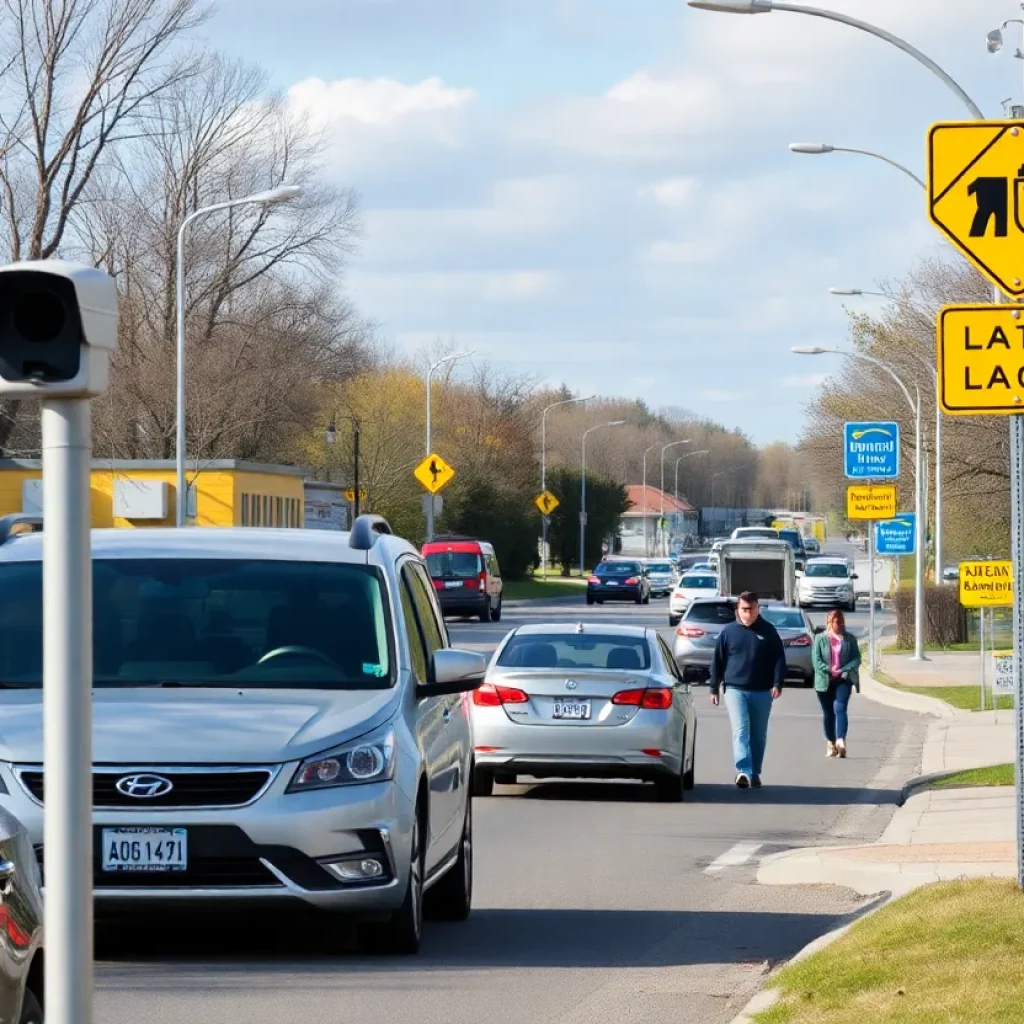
[643,177,699,209]
[289,75,475,127]
[783,374,828,389]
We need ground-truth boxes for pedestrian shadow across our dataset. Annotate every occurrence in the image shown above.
[95,906,845,971]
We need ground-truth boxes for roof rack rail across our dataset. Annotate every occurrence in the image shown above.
[349,514,392,551]
[0,514,42,545]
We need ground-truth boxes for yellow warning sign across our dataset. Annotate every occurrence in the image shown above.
[959,560,1013,607]
[937,304,1024,414]
[414,453,455,494]
[343,488,368,503]
[928,121,1024,297]
[535,490,560,515]
[846,484,896,521]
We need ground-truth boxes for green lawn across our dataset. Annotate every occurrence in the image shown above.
[755,879,1024,1024]
[882,642,982,653]
[872,669,1013,712]
[502,578,587,601]
[928,763,1014,788]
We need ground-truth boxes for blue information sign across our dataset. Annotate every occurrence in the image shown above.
[876,513,915,555]
[844,421,900,479]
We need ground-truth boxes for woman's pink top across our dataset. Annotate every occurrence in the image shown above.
[829,632,843,675]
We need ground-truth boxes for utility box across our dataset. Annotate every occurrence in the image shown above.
[113,478,168,520]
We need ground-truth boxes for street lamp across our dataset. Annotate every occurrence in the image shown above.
[675,450,710,506]
[326,415,361,519]
[581,421,626,575]
[788,143,926,188]
[175,184,302,526]
[711,465,741,533]
[540,395,595,576]
[829,287,886,298]
[660,440,693,556]
[424,350,474,541]
[793,346,926,665]
[640,441,662,557]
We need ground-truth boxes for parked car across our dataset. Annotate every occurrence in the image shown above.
[0,806,43,1024]
[0,515,488,955]
[471,623,697,801]
[942,564,960,582]
[642,559,677,598]
[777,528,808,572]
[669,571,719,626]
[759,603,818,686]
[672,597,738,683]
[421,535,503,623]
[798,557,857,611]
[587,559,651,605]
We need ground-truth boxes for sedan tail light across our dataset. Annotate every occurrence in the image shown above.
[784,634,812,647]
[478,570,487,593]
[624,576,640,585]
[676,625,706,638]
[611,687,673,709]
[587,575,601,585]
[472,683,529,706]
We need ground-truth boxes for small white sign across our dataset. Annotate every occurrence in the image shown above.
[991,650,1016,694]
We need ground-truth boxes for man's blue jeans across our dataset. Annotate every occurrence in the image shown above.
[723,688,774,778]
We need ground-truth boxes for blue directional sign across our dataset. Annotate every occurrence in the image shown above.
[844,421,900,479]
[876,513,915,555]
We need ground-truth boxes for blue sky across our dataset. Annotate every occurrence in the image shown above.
[207,0,1020,443]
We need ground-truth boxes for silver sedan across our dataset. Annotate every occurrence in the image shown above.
[470,623,697,802]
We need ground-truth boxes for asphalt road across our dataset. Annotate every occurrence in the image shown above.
[96,577,920,1024]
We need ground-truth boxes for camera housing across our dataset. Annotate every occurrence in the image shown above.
[0,260,117,397]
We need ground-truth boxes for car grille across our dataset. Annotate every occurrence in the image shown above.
[18,768,274,809]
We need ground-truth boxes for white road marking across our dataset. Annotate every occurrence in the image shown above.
[704,841,764,874]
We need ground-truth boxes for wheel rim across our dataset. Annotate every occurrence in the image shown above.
[410,816,423,937]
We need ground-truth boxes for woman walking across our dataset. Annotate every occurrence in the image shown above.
[812,609,861,758]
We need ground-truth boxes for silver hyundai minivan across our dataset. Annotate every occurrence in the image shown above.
[0,515,486,954]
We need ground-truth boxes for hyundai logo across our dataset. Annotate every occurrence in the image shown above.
[565,679,577,690]
[115,774,174,799]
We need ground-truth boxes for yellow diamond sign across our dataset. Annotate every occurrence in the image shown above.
[846,484,896,521]
[414,453,455,494]
[535,490,560,515]
[928,121,1024,297]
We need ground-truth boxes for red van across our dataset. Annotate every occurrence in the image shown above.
[421,536,503,622]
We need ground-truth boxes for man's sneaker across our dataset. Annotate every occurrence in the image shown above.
[751,775,762,789]
[735,773,750,789]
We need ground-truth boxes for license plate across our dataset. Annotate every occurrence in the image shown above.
[605,581,618,586]
[553,700,591,720]
[444,580,463,589]
[101,827,187,872]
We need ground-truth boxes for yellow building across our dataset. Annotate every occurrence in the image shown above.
[0,459,306,529]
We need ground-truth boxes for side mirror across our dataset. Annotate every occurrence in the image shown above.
[795,570,804,578]
[420,648,486,698]
[813,626,824,635]
[850,573,859,579]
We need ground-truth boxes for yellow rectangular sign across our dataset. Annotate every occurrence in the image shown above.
[959,560,1013,607]
[937,305,1024,415]
[846,484,896,521]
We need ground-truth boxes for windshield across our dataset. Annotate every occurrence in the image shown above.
[735,529,777,539]
[425,551,481,579]
[497,634,651,670]
[646,563,672,573]
[761,608,805,629]
[685,602,736,624]
[0,558,394,690]
[805,563,849,578]
[681,575,717,589]
[595,562,641,576]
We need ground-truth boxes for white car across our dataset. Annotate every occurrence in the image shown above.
[668,571,720,626]
[798,557,857,611]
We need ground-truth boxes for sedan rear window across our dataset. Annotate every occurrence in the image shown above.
[681,575,717,589]
[0,558,394,690]
[595,562,641,576]
[425,552,481,578]
[761,608,805,629]
[497,634,651,671]
[685,602,736,624]
[646,563,672,573]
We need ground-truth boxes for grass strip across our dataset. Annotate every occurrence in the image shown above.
[502,578,586,600]
[871,668,1012,712]
[927,763,1014,788]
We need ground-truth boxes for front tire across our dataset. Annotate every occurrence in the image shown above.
[586,595,595,605]
[359,806,424,954]
[19,990,42,1024]
[683,726,696,790]
[426,798,472,921]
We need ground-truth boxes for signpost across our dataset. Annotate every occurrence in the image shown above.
[844,421,900,478]
[937,305,1024,414]
[876,514,916,555]
[846,484,897,520]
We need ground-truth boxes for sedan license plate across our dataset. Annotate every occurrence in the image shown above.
[605,581,618,586]
[444,580,464,589]
[553,700,591,720]
[101,827,187,872]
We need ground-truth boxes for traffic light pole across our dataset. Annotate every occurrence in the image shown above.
[42,398,94,1024]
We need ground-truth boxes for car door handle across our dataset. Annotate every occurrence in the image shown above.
[0,860,15,897]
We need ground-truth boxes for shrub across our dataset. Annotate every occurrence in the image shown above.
[893,585,968,648]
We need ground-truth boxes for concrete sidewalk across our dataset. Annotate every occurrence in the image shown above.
[758,671,1016,898]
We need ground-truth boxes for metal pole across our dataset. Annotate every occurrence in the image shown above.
[43,399,94,1024]
[934,375,943,583]
[868,517,877,676]
[353,424,360,520]
[425,364,434,542]
[1010,412,1024,888]
[912,387,927,661]
[980,607,987,713]
[175,217,189,527]
[580,433,587,577]
[541,410,548,578]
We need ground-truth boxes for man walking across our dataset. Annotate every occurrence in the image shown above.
[710,592,786,789]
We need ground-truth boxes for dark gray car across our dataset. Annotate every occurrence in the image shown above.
[0,806,43,1023]
[671,597,737,682]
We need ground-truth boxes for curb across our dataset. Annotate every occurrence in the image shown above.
[858,670,958,719]
[727,893,889,1023]
[500,594,585,609]
[899,769,1013,805]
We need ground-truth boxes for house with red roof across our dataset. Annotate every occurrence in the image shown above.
[618,485,697,558]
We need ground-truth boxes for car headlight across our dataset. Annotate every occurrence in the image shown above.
[288,725,396,792]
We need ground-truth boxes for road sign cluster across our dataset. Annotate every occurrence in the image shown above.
[843,421,900,526]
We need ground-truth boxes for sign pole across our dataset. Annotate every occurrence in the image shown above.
[868,519,877,676]
[1010,411,1024,890]
[980,606,986,713]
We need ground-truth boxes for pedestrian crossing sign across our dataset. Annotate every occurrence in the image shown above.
[535,490,560,515]
[927,121,1024,297]
[414,453,455,494]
